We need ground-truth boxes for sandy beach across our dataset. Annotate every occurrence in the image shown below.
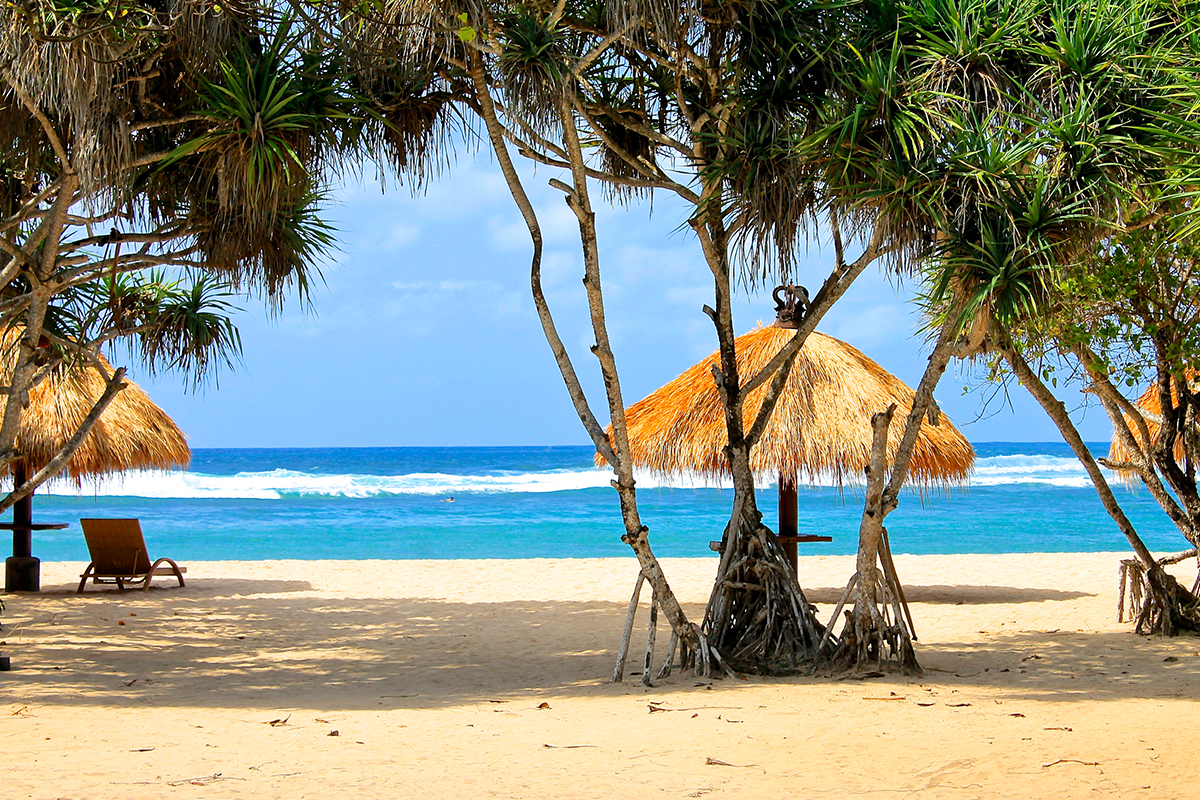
[2,552,1198,799]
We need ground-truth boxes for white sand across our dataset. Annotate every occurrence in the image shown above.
[2,553,1199,799]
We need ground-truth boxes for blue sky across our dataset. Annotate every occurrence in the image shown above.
[129,150,1114,448]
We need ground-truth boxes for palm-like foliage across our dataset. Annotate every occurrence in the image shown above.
[0,3,358,522]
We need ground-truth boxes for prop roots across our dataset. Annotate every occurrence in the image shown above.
[1119,551,1200,635]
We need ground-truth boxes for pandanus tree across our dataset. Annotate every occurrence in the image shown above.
[317,0,718,670]
[909,1,1200,638]
[765,0,1200,670]
[1010,212,1200,634]
[0,4,347,516]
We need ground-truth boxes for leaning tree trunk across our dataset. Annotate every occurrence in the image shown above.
[689,205,887,673]
[1001,343,1200,635]
[818,405,918,674]
[818,316,958,675]
[468,57,701,659]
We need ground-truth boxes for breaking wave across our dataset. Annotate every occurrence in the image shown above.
[38,452,1098,499]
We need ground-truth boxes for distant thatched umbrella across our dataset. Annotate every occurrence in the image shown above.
[1108,381,1185,476]
[1,348,189,591]
[611,323,974,567]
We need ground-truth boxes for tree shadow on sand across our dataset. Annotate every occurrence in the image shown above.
[804,584,1094,604]
[1,587,1195,711]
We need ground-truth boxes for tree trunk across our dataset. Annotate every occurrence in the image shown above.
[817,315,959,674]
[1001,343,1200,635]
[818,405,919,674]
[687,190,828,673]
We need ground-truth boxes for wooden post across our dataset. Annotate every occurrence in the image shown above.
[12,461,31,558]
[779,471,798,577]
[5,460,39,592]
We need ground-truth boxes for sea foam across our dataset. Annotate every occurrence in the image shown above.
[38,453,1096,499]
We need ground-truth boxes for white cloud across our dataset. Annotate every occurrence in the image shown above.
[384,223,420,250]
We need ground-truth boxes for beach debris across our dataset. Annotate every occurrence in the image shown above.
[542,743,596,749]
[1044,727,1073,731]
[1163,656,1179,662]
[1009,713,1026,718]
[315,718,330,723]
[267,715,291,727]
[327,730,339,737]
[1042,759,1100,769]
[166,773,245,787]
[705,757,764,772]
[130,747,155,752]
[537,702,551,709]
[863,693,904,701]
[947,703,972,707]
[122,679,138,687]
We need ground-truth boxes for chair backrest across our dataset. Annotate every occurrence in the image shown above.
[80,518,152,576]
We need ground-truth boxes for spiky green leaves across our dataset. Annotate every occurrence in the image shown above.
[161,19,348,304]
[498,13,571,134]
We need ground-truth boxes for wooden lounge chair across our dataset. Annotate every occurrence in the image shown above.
[77,518,186,593]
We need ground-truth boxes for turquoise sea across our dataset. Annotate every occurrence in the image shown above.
[17,442,1190,562]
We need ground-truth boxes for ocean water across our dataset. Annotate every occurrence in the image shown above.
[16,442,1192,562]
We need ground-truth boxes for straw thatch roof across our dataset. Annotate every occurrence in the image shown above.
[0,347,189,481]
[1108,381,1186,475]
[611,326,974,486]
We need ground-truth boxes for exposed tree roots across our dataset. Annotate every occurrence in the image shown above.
[701,502,828,675]
[817,534,919,676]
[1119,550,1200,635]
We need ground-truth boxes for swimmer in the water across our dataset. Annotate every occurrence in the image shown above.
[442,496,455,502]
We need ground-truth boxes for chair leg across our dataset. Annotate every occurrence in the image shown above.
[146,558,186,590]
[77,564,95,594]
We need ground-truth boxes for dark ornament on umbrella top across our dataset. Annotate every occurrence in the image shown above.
[772,284,809,329]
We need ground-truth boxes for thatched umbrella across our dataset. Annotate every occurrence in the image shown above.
[1108,382,1184,475]
[1,350,189,591]
[614,319,974,569]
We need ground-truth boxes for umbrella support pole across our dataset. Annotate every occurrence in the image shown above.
[4,463,39,593]
[778,474,798,577]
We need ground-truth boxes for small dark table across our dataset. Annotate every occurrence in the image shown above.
[3,521,69,592]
